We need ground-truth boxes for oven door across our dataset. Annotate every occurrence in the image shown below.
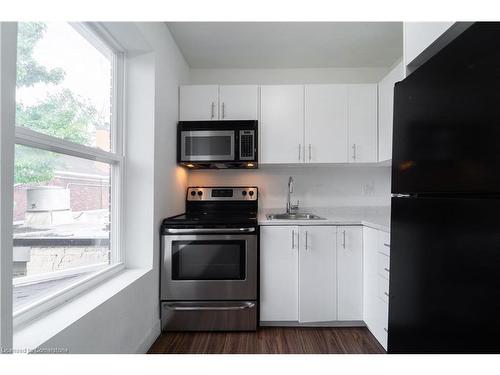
[180,130,235,161]
[161,232,257,300]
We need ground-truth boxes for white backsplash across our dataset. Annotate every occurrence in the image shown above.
[188,165,391,209]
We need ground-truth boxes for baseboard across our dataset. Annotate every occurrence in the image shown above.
[135,319,161,354]
[259,320,366,327]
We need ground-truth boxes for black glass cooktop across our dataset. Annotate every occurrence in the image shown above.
[161,212,258,228]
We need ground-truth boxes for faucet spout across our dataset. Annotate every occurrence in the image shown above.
[286,176,299,214]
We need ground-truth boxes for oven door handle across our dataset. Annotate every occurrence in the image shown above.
[163,302,256,311]
[163,227,256,234]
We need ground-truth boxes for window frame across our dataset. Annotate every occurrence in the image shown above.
[12,22,125,327]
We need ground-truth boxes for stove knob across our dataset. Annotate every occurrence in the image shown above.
[197,191,203,196]
[249,190,254,197]
[242,190,247,196]
[190,190,196,196]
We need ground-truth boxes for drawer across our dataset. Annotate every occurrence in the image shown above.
[161,301,257,331]
[377,252,390,280]
[379,231,390,256]
[378,275,390,304]
[378,299,389,350]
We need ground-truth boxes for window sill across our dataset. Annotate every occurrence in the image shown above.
[13,267,151,352]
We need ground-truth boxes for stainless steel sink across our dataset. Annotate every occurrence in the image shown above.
[266,213,326,220]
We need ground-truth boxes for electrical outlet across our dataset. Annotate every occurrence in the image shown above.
[362,182,375,195]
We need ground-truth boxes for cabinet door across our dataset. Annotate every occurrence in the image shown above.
[337,226,363,320]
[260,85,304,164]
[404,22,454,68]
[298,226,337,323]
[219,85,259,120]
[260,226,299,321]
[305,85,349,163]
[348,84,378,163]
[179,85,219,121]
[378,62,404,161]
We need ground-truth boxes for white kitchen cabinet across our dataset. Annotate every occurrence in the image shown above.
[219,85,259,120]
[298,226,337,323]
[378,62,404,162]
[337,226,363,321]
[304,85,349,163]
[404,22,454,69]
[260,225,299,322]
[348,84,378,163]
[363,227,390,350]
[260,85,304,164]
[179,85,219,121]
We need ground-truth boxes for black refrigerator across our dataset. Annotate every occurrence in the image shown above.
[388,22,500,353]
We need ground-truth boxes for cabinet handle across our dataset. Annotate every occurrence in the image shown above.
[342,230,346,249]
[384,292,389,297]
[308,144,312,161]
[352,143,357,160]
[384,328,388,333]
[222,102,225,119]
[298,144,301,161]
[384,267,390,273]
[211,102,215,119]
[291,229,295,249]
[383,243,390,248]
[305,231,309,251]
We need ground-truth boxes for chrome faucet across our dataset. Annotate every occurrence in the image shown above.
[286,176,300,214]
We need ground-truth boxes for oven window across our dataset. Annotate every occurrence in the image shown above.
[172,240,246,280]
[184,136,232,157]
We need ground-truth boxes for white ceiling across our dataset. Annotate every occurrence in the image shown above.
[167,22,403,69]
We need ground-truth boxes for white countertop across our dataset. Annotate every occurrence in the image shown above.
[258,206,391,232]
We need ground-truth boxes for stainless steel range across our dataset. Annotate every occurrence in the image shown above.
[160,186,258,331]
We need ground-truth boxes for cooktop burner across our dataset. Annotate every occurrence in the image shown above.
[161,187,259,229]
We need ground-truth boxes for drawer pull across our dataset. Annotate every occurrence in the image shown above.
[383,243,390,247]
[384,267,390,273]
[384,328,388,333]
[384,292,389,297]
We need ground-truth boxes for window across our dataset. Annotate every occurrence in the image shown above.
[13,22,123,320]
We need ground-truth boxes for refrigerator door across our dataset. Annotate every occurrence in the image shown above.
[392,22,500,195]
[388,196,500,353]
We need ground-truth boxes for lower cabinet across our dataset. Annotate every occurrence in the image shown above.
[337,226,363,320]
[260,225,363,324]
[298,226,337,323]
[260,224,390,349]
[260,225,299,321]
[363,227,390,350]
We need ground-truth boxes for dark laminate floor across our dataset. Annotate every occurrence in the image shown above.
[148,327,385,354]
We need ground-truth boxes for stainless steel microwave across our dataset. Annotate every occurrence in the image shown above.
[177,120,258,169]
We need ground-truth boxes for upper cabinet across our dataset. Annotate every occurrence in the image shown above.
[219,85,259,120]
[260,85,304,164]
[181,83,379,164]
[348,84,378,163]
[179,85,219,121]
[305,85,349,163]
[378,62,404,162]
[179,84,259,121]
[404,22,455,75]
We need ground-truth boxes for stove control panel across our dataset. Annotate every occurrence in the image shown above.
[187,187,258,201]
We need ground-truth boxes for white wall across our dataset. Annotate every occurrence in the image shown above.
[190,67,389,85]
[0,22,17,351]
[35,22,190,353]
[188,165,391,209]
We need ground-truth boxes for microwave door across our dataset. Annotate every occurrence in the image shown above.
[181,130,235,161]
